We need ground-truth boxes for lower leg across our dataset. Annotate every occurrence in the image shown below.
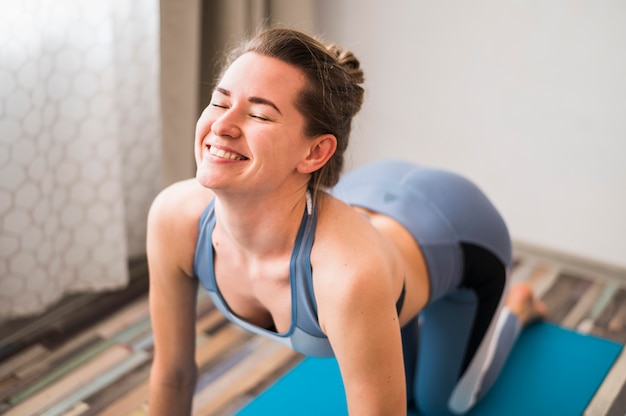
[450,283,549,412]
[473,283,548,404]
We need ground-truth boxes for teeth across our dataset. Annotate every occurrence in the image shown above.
[209,146,244,160]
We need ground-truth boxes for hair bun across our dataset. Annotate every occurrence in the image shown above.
[326,44,365,84]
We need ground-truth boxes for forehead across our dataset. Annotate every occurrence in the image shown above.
[218,52,307,103]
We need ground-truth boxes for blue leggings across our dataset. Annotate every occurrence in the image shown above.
[402,243,520,414]
[331,160,521,414]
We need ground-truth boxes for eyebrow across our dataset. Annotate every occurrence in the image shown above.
[215,87,282,115]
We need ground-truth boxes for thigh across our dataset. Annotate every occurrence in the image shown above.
[458,243,508,373]
[408,244,508,414]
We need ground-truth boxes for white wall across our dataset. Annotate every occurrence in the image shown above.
[314,0,626,268]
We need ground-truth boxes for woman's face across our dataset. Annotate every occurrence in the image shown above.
[195,52,312,195]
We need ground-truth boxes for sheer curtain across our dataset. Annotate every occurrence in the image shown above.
[0,0,161,319]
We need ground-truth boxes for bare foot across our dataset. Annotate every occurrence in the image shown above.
[505,283,548,326]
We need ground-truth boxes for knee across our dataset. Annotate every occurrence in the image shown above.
[415,397,460,416]
[414,385,462,416]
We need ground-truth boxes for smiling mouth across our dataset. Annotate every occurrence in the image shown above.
[208,145,248,161]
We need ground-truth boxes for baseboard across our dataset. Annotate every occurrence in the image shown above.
[512,240,626,282]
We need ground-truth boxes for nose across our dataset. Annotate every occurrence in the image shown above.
[211,108,242,139]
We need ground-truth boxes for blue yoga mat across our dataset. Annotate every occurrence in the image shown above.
[238,322,622,415]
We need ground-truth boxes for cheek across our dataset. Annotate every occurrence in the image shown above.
[194,117,212,163]
[195,109,214,141]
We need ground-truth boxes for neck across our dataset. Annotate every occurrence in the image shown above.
[212,185,311,257]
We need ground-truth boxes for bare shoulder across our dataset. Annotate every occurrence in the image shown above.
[147,179,214,277]
[311,193,402,342]
[312,194,398,321]
[149,179,214,228]
[313,194,391,271]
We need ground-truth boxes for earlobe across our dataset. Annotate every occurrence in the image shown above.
[297,134,337,174]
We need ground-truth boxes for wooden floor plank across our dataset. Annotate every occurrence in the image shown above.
[97,380,150,416]
[127,408,149,416]
[111,317,152,346]
[9,339,115,405]
[577,282,618,334]
[60,401,90,416]
[606,381,626,416]
[194,334,260,394]
[0,271,149,360]
[195,307,227,335]
[80,361,152,416]
[530,264,561,300]
[39,351,150,416]
[13,335,102,381]
[542,273,594,324]
[0,344,49,380]
[592,287,626,344]
[0,374,19,399]
[195,325,251,367]
[96,298,150,339]
[4,345,130,416]
[197,348,298,416]
[193,338,296,415]
[562,281,605,329]
[585,347,626,416]
[218,352,304,415]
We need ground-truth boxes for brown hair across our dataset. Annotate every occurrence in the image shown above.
[218,27,365,196]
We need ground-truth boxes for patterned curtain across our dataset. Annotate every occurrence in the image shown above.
[0,0,161,319]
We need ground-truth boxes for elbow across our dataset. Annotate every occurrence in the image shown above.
[151,360,198,391]
[347,392,407,416]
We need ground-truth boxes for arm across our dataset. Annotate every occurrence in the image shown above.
[315,237,407,415]
[147,183,205,416]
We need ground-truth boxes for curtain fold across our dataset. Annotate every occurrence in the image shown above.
[0,0,161,319]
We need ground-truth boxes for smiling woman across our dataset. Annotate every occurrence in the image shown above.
[146,27,546,416]
[194,51,329,196]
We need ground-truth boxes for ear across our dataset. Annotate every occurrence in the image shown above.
[297,134,337,174]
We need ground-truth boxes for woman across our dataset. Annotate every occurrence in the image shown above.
[147,27,546,415]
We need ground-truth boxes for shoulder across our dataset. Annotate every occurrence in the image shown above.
[313,193,391,269]
[148,179,214,227]
[312,194,398,329]
[147,179,214,277]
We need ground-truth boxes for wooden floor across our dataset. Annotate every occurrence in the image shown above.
[1,247,625,416]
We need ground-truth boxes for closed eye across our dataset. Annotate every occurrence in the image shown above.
[250,114,270,121]
[211,102,228,109]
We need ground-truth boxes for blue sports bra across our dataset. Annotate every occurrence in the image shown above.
[193,198,335,358]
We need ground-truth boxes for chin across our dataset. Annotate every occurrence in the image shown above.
[195,168,219,189]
